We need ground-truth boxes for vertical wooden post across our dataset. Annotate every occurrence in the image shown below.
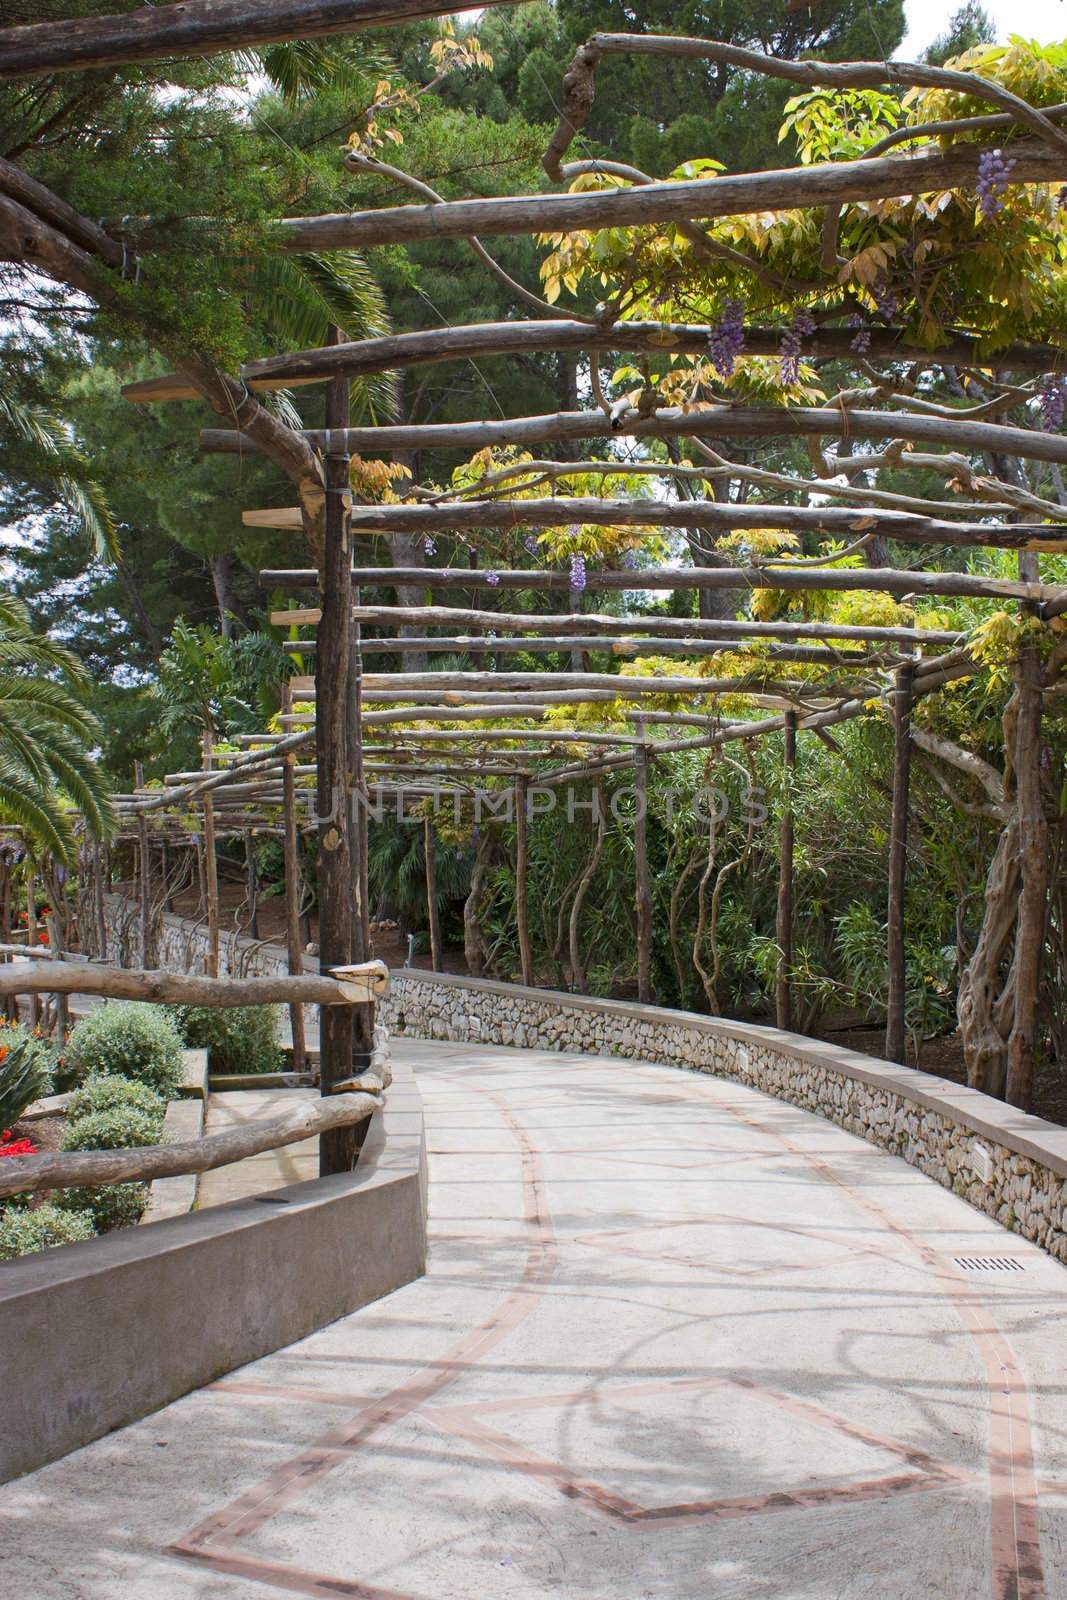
[634,736,653,1005]
[775,711,796,1032]
[160,839,173,914]
[93,840,107,962]
[201,730,220,979]
[244,830,259,940]
[317,330,359,1175]
[1006,618,1047,1109]
[134,760,153,969]
[25,865,39,1026]
[281,681,307,1075]
[515,775,534,987]
[423,812,442,972]
[885,662,915,1065]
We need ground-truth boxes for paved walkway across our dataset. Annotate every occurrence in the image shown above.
[196,1088,319,1206]
[3,1039,1067,1599]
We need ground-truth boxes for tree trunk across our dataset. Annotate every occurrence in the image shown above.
[208,551,240,639]
[244,829,259,940]
[1006,632,1047,1108]
[885,664,914,1064]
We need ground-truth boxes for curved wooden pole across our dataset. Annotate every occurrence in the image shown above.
[206,400,1067,468]
[274,142,1067,252]
[0,960,389,1005]
[0,1091,381,1201]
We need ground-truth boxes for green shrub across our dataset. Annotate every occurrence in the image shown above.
[0,1202,94,1260]
[170,1004,283,1075]
[67,1073,166,1133]
[64,1003,183,1096]
[56,1183,148,1233]
[61,1105,161,1153]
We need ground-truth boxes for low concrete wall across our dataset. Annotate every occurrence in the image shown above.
[381,970,1067,1266]
[0,1059,427,1483]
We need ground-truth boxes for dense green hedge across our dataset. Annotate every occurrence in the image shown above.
[169,1004,283,1075]
[64,1003,184,1096]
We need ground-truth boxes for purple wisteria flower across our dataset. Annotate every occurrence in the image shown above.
[975,148,1016,219]
[847,312,871,355]
[708,296,746,378]
[569,553,587,593]
[422,534,437,556]
[485,569,500,586]
[778,307,816,385]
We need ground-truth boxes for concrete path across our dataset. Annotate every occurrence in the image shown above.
[3,1039,1067,1600]
[196,1089,319,1206]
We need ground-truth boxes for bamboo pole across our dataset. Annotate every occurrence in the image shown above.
[423,814,442,973]
[281,682,308,1075]
[885,663,915,1064]
[775,712,797,1033]
[515,775,533,988]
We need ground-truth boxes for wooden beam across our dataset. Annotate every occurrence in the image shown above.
[0,959,387,1007]
[0,0,518,81]
[289,635,905,667]
[333,498,1067,553]
[123,318,1067,402]
[219,401,1067,467]
[272,142,1067,252]
[201,730,220,979]
[263,563,1065,605]
[208,411,1065,472]
[274,603,964,646]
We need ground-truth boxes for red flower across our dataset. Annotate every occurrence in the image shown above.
[37,933,49,946]
[0,1131,35,1158]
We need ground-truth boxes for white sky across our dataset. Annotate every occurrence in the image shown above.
[901,0,1067,55]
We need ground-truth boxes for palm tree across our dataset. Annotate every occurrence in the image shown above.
[0,393,118,563]
[0,597,115,859]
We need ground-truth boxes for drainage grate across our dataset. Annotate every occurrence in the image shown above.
[954,1256,1025,1273]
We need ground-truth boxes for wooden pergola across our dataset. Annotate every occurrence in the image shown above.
[6,6,1067,1120]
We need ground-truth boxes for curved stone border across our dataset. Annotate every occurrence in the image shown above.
[0,1060,426,1484]
[381,970,1067,1266]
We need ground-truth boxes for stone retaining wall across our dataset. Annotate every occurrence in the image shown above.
[381,970,1067,1266]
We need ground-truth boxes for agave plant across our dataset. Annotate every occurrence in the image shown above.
[0,596,115,859]
[0,1038,49,1132]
